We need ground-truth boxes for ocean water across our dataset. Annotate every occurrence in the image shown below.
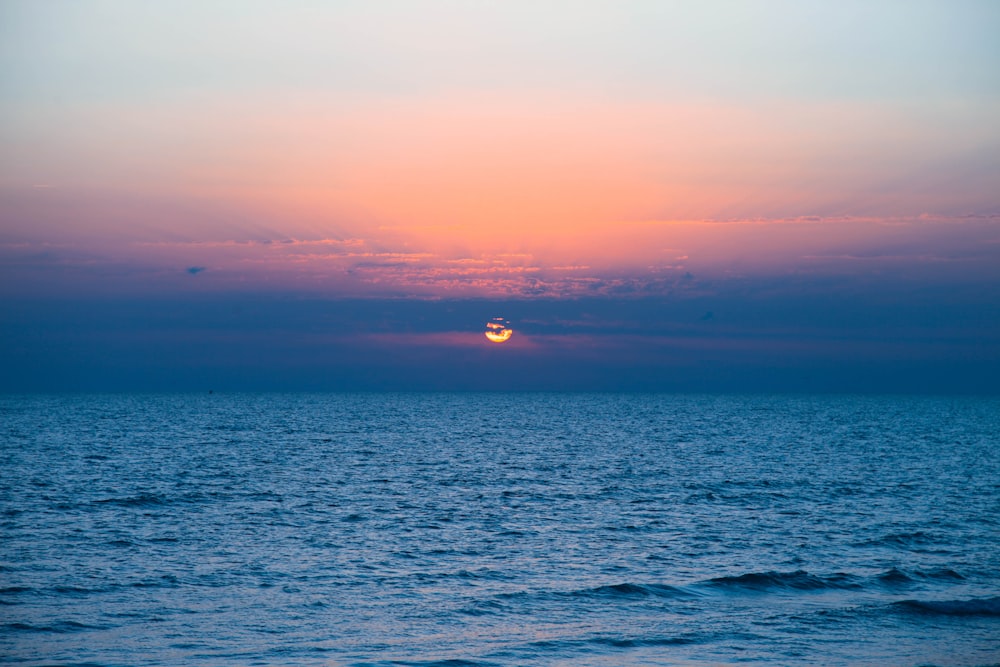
[1,393,998,667]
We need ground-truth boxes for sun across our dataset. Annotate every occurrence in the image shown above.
[484,317,513,343]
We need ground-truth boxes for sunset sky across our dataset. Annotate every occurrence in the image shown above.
[2,1,999,391]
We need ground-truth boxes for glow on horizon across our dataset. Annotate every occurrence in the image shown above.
[1,1,999,298]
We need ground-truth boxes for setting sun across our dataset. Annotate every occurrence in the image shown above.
[484,317,513,343]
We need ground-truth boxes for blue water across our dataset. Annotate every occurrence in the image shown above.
[1,394,998,667]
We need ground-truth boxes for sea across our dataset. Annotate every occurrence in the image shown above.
[1,393,998,667]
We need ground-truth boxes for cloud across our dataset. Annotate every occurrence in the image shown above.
[186,266,206,275]
[3,285,999,392]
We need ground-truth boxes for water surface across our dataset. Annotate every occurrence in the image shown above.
[2,394,998,666]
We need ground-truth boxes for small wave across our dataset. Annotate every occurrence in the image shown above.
[921,568,965,580]
[130,574,180,589]
[458,599,507,617]
[496,530,529,537]
[247,491,284,502]
[894,596,1000,617]
[494,581,694,605]
[877,567,915,584]
[3,620,106,633]
[453,568,509,581]
[587,634,698,648]
[578,582,692,600]
[350,660,501,667]
[858,530,939,549]
[0,586,31,604]
[107,538,136,547]
[521,632,706,655]
[92,493,166,508]
[50,585,109,596]
[877,567,965,586]
[705,570,861,592]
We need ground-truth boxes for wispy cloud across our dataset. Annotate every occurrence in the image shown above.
[3,213,999,298]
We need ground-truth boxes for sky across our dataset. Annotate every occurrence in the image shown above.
[1,0,999,392]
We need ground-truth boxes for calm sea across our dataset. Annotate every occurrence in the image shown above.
[1,394,998,667]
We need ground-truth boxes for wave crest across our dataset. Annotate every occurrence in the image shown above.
[706,570,861,592]
[894,596,1000,617]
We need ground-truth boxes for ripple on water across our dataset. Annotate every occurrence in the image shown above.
[1,393,998,667]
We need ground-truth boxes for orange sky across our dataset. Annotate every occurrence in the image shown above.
[2,3,999,298]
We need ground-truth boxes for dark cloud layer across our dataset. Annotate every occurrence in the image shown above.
[3,276,997,393]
